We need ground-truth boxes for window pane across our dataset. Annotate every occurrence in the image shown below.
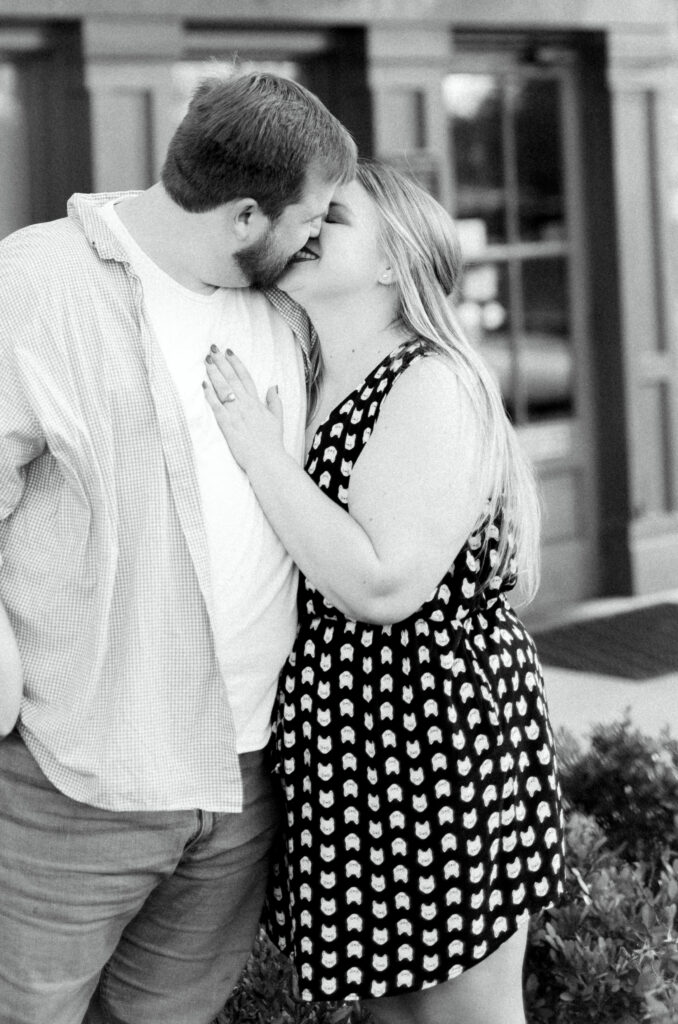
[521,258,573,421]
[515,78,565,242]
[457,261,515,419]
[443,74,506,244]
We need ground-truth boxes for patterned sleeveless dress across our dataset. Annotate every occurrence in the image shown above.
[264,337,565,1002]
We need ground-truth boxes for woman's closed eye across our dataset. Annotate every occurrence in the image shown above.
[323,201,350,226]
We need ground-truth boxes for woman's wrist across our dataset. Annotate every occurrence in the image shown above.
[245,439,295,490]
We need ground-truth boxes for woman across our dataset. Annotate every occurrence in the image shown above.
[203,159,564,1024]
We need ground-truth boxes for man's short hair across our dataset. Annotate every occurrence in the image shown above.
[161,70,357,219]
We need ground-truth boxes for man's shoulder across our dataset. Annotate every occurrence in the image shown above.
[1,215,81,253]
[0,216,91,282]
[0,190,139,276]
[0,216,108,336]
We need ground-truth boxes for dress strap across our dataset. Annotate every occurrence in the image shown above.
[358,337,429,431]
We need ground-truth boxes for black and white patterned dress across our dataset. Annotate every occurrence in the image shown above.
[265,338,565,1002]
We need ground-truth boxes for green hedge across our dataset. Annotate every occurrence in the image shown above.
[526,718,678,1023]
[215,717,678,1024]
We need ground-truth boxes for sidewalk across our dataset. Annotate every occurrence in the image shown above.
[532,589,678,742]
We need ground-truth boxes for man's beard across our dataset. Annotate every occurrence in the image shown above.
[234,226,294,289]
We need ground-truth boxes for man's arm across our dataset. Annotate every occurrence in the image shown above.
[0,282,48,734]
[0,334,45,518]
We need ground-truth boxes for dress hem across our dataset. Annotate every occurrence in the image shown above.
[285,895,560,1005]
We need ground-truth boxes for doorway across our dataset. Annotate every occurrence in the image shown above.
[444,39,610,614]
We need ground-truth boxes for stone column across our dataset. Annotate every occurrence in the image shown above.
[607,23,678,591]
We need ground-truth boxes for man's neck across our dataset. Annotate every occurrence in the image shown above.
[114,184,245,294]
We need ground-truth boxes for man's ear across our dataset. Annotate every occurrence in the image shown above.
[231,198,268,242]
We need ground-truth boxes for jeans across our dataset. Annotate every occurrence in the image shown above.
[0,731,280,1024]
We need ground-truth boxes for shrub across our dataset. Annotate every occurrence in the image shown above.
[526,719,678,1023]
[215,931,370,1024]
[525,811,678,1023]
[556,717,678,873]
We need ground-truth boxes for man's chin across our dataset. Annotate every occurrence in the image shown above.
[234,246,292,290]
[238,270,276,291]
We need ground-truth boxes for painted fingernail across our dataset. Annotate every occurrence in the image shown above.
[210,344,218,353]
[226,348,233,356]
[201,381,207,389]
[205,354,212,363]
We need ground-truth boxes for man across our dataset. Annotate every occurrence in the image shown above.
[0,70,356,1024]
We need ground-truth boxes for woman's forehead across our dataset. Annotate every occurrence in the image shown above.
[329,179,374,217]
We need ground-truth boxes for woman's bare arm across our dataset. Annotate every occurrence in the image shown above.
[204,349,484,623]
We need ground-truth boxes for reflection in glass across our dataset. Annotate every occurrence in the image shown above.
[515,78,565,242]
[522,258,573,421]
[447,68,574,426]
[456,257,573,424]
[443,74,506,243]
[457,261,515,419]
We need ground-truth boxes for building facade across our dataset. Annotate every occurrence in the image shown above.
[2,0,678,617]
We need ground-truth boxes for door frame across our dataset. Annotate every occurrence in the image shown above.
[446,40,601,616]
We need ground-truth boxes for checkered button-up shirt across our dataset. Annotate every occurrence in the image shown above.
[0,192,311,812]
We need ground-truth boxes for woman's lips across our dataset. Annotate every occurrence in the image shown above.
[290,244,319,264]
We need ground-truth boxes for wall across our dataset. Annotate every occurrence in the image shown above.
[2,0,678,607]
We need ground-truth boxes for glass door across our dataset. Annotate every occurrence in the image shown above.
[444,54,597,613]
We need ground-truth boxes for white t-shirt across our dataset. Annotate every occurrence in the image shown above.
[100,201,306,752]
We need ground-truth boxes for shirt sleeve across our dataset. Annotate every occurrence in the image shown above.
[0,332,45,519]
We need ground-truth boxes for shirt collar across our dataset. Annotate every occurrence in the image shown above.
[262,286,313,367]
[67,191,144,263]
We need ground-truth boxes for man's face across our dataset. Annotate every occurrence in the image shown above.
[235,172,336,289]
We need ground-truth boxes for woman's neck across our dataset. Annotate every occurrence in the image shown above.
[306,296,404,396]
[302,295,407,441]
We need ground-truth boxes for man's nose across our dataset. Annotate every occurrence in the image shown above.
[308,217,323,238]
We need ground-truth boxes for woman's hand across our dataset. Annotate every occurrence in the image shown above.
[203,346,284,473]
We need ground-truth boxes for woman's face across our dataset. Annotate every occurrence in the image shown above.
[277,179,388,303]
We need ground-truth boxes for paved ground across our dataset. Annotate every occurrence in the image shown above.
[531,589,678,742]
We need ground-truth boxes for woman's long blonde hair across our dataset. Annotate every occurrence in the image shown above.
[309,158,541,604]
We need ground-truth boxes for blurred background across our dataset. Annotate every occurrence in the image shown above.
[2,0,678,624]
